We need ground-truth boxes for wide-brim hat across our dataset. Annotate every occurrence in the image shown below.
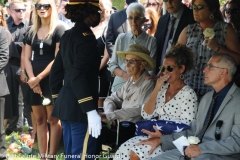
[117,44,156,71]
[69,0,99,7]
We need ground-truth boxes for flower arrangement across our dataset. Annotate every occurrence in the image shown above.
[8,133,34,154]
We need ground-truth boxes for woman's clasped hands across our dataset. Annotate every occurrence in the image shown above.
[27,76,42,95]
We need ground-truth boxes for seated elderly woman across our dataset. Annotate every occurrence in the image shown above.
[114,44,198,160]
[98,44,156,152]
[108,2,157,92]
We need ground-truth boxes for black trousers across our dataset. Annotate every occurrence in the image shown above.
[96,121,136,155]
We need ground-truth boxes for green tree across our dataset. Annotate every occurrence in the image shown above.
[0,0,4,6]
[220,0,227,6]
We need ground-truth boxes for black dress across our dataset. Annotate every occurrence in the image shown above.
[97,27,111,98]
[25,24,65,105]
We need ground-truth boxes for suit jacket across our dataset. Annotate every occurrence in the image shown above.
[154,5,195,73]
[160,83,240,159]
[105,8,128,57]
[0,26,10,97]
[50,22,101,123]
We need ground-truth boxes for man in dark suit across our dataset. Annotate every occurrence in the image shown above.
[105,0,139,58]
[0,27,10,160]
[154,0,195,73]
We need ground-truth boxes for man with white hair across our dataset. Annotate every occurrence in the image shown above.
[105,0,139,58]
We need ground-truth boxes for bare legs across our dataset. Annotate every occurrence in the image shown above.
[46,106,62,156]
[32,105,61,160]
[3,119,8,128]
[32,105,48,160]
[31,112,37,140]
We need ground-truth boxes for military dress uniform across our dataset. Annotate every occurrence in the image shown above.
[50,21,101,159]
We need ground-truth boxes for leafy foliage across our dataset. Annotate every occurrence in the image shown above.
[112,0,124,11]
[0,0,5,6]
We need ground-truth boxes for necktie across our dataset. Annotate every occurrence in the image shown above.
[160,16,176,65]
[197,94,219,141]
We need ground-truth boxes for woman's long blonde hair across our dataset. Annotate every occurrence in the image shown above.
[29,0,59,43]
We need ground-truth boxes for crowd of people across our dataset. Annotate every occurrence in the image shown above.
[0,0,239,160]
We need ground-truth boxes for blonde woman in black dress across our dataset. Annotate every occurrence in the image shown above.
[24,0,65,158]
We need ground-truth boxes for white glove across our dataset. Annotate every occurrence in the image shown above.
[87,110,102,138]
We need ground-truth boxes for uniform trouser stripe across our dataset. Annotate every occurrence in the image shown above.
[81,127,89,160]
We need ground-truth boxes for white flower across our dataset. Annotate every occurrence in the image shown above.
[203,28,215,39]
[42,97,51,106]
[187,136,200,145]
[202,28,215,50]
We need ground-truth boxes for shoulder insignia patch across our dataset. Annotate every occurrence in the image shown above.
[82,32,94,36]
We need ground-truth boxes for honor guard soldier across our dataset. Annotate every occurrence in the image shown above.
[49,0,102,159]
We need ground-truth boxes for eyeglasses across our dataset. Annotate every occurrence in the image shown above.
[192,5,208,11]
[205,64,224,70]
[127,16,144,22]
[224,7,240,15]
[13,9,26,12]
[159,66,175,72]
[124,59,143,65]
[147,3,158,7]
[35,4,51,10]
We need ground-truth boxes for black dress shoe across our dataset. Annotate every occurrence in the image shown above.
[5,128,13,135]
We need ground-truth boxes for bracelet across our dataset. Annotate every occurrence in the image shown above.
[20,69,25,72]
[216,46,221,53]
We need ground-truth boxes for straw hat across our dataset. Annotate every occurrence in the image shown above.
[117,44,156,71]
[69,0,99,7]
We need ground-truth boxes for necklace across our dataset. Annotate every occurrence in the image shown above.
[39,40,43,55]
[39,35,48,55]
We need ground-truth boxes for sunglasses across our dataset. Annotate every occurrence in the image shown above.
[124,59,143,65]
[224,7,240,15]
[192,5,208,11]
[35,4,51,10]
[159,66,175,72]
[13,9,26,12]
[147,3,158,7]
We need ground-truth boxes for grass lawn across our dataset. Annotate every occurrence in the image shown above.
[112,0,124,11]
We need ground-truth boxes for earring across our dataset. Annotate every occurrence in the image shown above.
[209,14,214,19]
[180,74,184,79]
